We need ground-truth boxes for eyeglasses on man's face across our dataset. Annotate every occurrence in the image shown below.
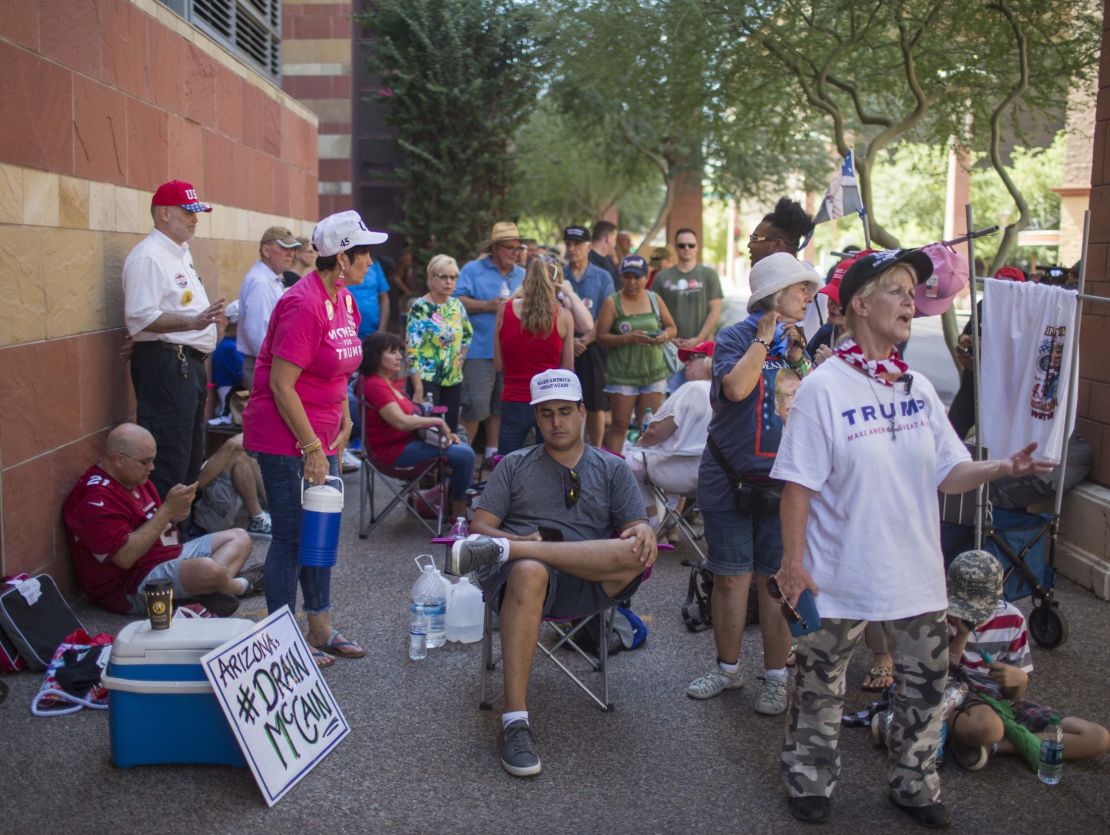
[120,451,156,467]
[496,243,527,254]
[748,233,782,245]
[675,242,697,250]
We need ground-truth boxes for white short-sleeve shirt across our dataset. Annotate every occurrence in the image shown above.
[771,358,970,621]
[122,228,215,352]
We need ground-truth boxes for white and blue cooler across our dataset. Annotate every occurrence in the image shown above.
[102,617,255,768]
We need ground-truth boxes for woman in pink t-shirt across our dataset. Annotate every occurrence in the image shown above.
[243,210,385,669]
[359,332,475,519]
[493,258,575,456]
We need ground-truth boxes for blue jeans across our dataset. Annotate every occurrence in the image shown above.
[255,452,338,615]
[701,507,783,577]
[497,400,538,456]
[393,440,475,501]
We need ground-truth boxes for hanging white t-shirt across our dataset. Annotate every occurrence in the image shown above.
[771,358,970,621]
[981,279,1077,463]
[644,379,711,457]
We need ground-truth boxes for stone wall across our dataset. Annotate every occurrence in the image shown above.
[0,0,318,592]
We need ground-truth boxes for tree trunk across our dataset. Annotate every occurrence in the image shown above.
[638,171,677,253]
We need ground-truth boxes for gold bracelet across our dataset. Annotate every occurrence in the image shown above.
[299,438,323,456]
[341,418,353,426]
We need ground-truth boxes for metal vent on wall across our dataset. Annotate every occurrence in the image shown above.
[161,0,282,81]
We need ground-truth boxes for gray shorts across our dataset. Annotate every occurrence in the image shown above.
[460,359,503,423]
[127,535,213,614]
[476,558,643,619]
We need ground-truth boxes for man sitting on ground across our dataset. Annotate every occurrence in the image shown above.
[62,423,260,617]
[448,369,657,778]
[190,433,272,539]
[945,550,1110,770]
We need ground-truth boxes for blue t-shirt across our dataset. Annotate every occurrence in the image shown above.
[564,262,615,328]
[347,260,390,337]
[697,313,795,512]
[211,336,244,389]
[454,257,524,359]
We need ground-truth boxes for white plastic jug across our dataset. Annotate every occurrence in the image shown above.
[445,575,484,643]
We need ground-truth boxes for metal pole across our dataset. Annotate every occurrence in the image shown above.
[860,211,872,250]
[1053,210,1091,519]
[965,204,984,549]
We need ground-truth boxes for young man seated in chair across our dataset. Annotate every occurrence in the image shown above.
[448,369,657,778]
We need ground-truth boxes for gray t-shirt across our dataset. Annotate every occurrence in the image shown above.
[477,444,646,541]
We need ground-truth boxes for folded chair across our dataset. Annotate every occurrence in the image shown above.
[640,455,706,564]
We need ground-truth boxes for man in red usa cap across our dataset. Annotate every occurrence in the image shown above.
[122,179,226,500]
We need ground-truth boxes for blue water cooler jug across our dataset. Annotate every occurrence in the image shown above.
[298,476,344,568]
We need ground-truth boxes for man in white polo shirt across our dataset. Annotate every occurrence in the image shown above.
[123,179,225,500]
[236,225,301,388]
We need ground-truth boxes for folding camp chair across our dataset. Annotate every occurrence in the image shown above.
[639,453,706,563]
[358,453,446,538]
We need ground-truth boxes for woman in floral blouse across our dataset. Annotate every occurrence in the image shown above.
[406,254,473,431]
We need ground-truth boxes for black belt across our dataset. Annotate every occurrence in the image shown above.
[136,341,209,362]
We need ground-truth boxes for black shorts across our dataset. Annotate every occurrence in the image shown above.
[476,558,642,619]
[575,343,609,412]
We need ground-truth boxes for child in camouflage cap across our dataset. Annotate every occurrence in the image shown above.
[945,550,1110,770]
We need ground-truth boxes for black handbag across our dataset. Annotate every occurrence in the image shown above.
[706,437,782,518]
[0,574,85,671]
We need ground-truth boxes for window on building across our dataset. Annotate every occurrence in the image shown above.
[159,0,282,80]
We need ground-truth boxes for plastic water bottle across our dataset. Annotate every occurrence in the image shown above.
[935,680,967,766]
[499,281,511,300]
[409,603,428,661]
[412,555,447,649]
[449,517,469,539]
[1038,716,1064,784]
[422,392,435,416]
[446,575,485,643]
[641,407,653,436]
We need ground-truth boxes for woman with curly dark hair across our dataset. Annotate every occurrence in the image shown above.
[747,197,816,266]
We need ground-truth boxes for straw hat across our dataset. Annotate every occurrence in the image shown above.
[481,221,522,251]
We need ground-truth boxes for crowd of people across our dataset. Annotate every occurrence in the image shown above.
[57,178,1108,826]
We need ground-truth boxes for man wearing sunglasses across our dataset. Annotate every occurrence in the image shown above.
[652,228,723,350]
[449,369,656,778]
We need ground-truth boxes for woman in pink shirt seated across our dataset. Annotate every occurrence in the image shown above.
[244,210,383,669]
[494,257,576,456]
[360,332,476,519]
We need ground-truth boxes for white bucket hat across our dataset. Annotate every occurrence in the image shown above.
[747,252,819,312]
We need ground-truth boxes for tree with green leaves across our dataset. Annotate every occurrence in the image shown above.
[713,0,1099,269]
[354,0,548,269]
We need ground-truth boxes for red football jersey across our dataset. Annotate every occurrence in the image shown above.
[62,465,183,614]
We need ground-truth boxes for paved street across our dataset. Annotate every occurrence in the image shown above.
[2,474,1108,833]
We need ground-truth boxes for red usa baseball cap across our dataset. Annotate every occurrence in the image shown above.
[151,180,212,213]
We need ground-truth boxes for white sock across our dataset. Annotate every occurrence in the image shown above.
[765,667,788,682]
[232,577,249,595]
[485,446,497,460]
[718,659,740,675]
[502,710,529,729]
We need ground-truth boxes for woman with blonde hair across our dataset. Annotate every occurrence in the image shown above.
[493,257,576,455]
[406,254,472,431]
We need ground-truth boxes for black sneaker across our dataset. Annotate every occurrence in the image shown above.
[236,565,265,596]
[499,720,541,777]
[448,535,508,576]
[890,798,949,830]
[194,592,240,618]
[788,795,830,824]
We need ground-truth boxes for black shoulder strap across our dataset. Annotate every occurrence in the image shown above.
[707,435,742,485]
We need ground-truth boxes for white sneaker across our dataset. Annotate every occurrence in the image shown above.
[247,511,272,538]
[341,448,361,472]
[686,665,744,699]
[754,675,788,715]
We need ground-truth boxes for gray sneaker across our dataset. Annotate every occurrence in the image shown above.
[448,535,508,576]
[754,675,788,715]
[686,665,745,699]
[499,720,541,777]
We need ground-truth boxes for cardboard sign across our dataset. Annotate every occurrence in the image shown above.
[201,606,349,806]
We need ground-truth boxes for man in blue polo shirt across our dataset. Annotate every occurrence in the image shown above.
[563,225,615,446]
[455,221,526,461]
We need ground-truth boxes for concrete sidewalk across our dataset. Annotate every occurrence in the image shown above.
[2,472,1108,833]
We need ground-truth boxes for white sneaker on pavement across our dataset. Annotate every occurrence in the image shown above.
[754,675,788,715]
[686,665,745,699]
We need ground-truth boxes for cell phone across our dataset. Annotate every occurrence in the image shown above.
[648,329,664,338]
[788,589,822,638]
[537,526,564,542]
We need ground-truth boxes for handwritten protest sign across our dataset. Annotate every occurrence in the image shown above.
[201,606,349,806]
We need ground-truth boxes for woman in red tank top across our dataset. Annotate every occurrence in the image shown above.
[494,258,574,455]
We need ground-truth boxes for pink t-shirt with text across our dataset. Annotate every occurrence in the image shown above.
[244,271,362,456]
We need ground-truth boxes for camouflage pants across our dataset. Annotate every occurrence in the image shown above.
[781,611,948,806]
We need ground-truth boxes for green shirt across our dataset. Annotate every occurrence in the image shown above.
[652,264,722,340]
[605,292,670,386]
[405,296,472,386]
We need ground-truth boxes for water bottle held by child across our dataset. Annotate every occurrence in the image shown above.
[1038,715,1064,785]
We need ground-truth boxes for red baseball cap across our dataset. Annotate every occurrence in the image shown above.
[151,179,212,213]
[677,340,715,362]
[820,249,876,305]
